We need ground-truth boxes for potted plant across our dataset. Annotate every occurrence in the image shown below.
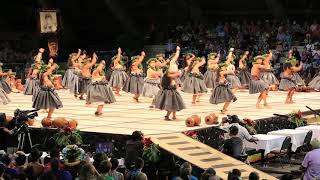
[288,110,306,128]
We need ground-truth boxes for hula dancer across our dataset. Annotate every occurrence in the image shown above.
[279,61,303,104]
[260,50,279,91]
[142,58,163,108]
[180,53,195,83]
[78,54,96,100]
[155,63,186,120]
[204,52,220,89]
[226,48,241,93]
[238,51,251,88]
[182,56,207,104]
[62,49,81,89]
[308,71,320,91]
[32,63,62,119]
[123,51,145,103]
[86,58,116,116]
[287,50,306,88]
[249,54,271,109]
[109,48,128,96]
[209,63,237,114]
[0,63,12,94]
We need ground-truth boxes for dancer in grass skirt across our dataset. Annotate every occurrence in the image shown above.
[142,58,162,108]
[109,48,128,96]
[238,51,251,88]
[226,48,241,93]
[210,63,237,114]
[78,55,96,100]
[259,51,279,91]
[180,53,194,84]
[204,52,220,89]
[279,62,303,104]
[281,50,306,87]
[308,71,320,91]
[62,49,81,89]
[0,62,12,94]
[182,56,207,104]
[249,53,272,109]
[32,62,62,119]
[123,51,145,103]
[86,58,116,116]
[0,86,10,105]
[155,63,186,120]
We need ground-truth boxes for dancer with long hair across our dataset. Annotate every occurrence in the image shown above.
[260,50,279,91]
[209,63,237,114]
[142,58,163,108]
[109,48,128,96]
[0,64,12,94]
[86,54,116,116]
[123,51,145,103]
[62,49,81,89]
[226,48,241,93]
[78,54,96,100]
[238,51,251,88]
[204,52,220,89]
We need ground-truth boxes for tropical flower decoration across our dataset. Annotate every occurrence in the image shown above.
[53,126,82,146]
[183,130,198,140]
[142,137,161,163]
[62,144,84,166]
[288,110,305,127]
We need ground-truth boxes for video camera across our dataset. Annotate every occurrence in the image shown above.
[10,109,39,135]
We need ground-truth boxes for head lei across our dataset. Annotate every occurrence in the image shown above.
[218,63,228,69]
[146,58,157,65]
[207,52,218,60]
[111,55,124,65]
[286,57,297,66]
[252,55,265,64]
[156,53,165,59]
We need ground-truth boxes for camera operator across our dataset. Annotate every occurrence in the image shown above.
[0,114,16,151]
[220,115,258,152]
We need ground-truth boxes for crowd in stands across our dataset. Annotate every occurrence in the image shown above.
[0,41,34,64]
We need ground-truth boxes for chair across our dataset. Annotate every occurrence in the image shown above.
[297,130,313,154]
[268,136,292,168]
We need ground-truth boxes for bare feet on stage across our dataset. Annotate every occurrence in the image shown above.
[95,111,103,117]
[285,100,295,104]
[115,92,121,96]
[164,116,172,121]
[264,104,271,109]
[133,97,141,103]
[221,109,228,114]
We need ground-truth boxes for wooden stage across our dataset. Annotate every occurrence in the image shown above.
[2,89,320,135]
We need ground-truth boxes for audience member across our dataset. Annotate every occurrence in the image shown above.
[26,148,44,180]
[227,169,241,180]
[173,162,198,180]
[99,160,114,180]
[301,139,320,180]
[126,158,147,180]
[76,162,102,180]
[125,131,144,169]
[50,158,72,180]
[108,158,124,180]
[248,172,259,180]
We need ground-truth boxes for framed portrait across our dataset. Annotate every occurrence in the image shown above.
[39,10,59,33]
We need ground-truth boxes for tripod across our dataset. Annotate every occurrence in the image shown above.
[17,125,33,151]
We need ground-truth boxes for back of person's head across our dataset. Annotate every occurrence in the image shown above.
[202,168,217,180]
[15,154,26,166]
[232,169,241,177]
[79,163,95,179]
[180,162,192,179]
[249,172,259,180]
[39,171,57,180]
[311,139,320,149]
[93,153,108,172]
[17,172,27,180]
[228,169,241,180]
[110,158,119,170]
[131,131,143,141]
[0,163,5,176]
[229,126,239,136]
[100,160,112,174]
[50,158,60,171]
[30,148,41,162]
[280,174,293,180]
[135,158,144,169]
[135,172,147,180]
[1,154,11,166]
[50,148,60,159]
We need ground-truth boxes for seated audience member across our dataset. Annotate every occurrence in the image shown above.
[201,168,220,180]
[222,126,244,159]
[76,162,102,180]
[1,154,18,178]
[126,158,147,180]
[93,153,109,173]
[249,172,259,180]
[44,148,63,172]
[26,148,44,180]
[50,158,72,180]
[108,158,124,180]
[100,160,114,180]
[227,169,241,180]
[172,162,198,180]
[0,163,5,180]
[14,152,27,175]
[135,173,148,180]
[301,139,320,180]
[125,131,144,170]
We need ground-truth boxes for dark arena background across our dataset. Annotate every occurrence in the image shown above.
[1,0,320,179]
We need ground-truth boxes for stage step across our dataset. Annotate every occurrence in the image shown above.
[149,133,277,180]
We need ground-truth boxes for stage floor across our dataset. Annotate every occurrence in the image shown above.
[2,89,320,135]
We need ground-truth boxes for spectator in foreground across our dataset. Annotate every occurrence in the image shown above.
[201,168,220,180]
[0,163,5,180]
[50,158,72,180]
[93,153,108,174]
[26,148,44,180]
[108,158,124,180]
[173,162,198,180]
[99,160,114,180]
[249,172,259,180]
[14,152,27,175]
[301,139,320,180]
[126,158,147,180]
[1,154,18,178]
[125,131,144,170]
[76,162,102,180]
[227,169,241,180]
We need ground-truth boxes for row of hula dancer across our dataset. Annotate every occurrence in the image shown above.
[20,46,318,120]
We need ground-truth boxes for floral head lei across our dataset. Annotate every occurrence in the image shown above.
[131,56,143,70]
[111,55,124,66]
[286,56,298,66]
[252,55,265,64]
[207,52,218,60]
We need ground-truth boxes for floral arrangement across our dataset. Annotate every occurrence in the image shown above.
[288,110,305,127]
[183,130,198,140]
[53,126,82,146]
[62,145,84,166]
[142,137,161,163]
